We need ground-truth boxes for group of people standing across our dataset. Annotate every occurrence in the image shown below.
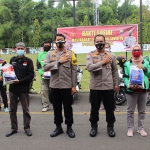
[1,33,149,138]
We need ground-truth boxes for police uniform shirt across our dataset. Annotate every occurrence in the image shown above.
[86,50,119,90]
[44,49,77,89]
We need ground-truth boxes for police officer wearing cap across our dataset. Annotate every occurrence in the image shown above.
[86,34,119,138]
[44,33,77,138]
[6,42,34,137]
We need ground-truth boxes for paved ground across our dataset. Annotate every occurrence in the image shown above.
[0,92,150,150]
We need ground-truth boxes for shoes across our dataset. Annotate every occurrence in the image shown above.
[25,129,32,136]
[137,129,147,137]
[6,129,17,137]
[127,129,133,137]
[66,126,75,138]
[42,107,49,112]
[4,107,9,113]
[90,128,97,137]
[107,127,115,137]
[50,126,64,137]
[114,107,120,112]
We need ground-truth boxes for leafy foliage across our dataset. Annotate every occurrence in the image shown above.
[0,0,150,48]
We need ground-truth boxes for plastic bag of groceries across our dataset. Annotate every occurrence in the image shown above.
[43,71,51,79]
[2,64,18,85]
[129,65,144,89]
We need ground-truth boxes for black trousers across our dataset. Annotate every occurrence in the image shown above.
[51,88,73,126]
[89,90,116,127]
[0,85,8,108]
[9,92,31,130]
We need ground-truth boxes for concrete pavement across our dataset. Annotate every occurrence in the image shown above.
[0,92,150,150]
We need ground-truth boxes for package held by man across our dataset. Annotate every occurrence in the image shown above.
[43,71,51,79]
[2,64,18,85]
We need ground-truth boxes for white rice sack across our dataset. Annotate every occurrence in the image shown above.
[2,64,18,85]
[43,71,51,79]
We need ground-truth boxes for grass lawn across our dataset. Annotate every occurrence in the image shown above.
[1,51,150,92]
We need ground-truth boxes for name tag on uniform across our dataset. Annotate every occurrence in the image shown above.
[23,62,27,66]
[12,62,16,65]
[86,54,90,59]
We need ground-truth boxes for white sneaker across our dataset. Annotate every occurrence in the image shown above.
[4,107,9,113]
[42,107,49,112]
[137,129,147,137]
[127,129,133,137]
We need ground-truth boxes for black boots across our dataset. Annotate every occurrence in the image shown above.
[50,126,64,137]
[90,124,116,138]
[90,124,97,137]
[107,127,115,137]
[66,126,75,138]
[50,125,75,138]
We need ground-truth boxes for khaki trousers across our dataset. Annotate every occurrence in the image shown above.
[126,92,148,130]
[41,79,50,108]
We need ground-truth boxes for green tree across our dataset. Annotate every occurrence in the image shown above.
[32,19,40,48]
[99,5,114,25]
[0,6,13,48]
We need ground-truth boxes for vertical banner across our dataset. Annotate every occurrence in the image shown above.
[57,24,138,54]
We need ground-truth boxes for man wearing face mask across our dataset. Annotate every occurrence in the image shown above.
[6,42,34,137]
[37,40,51,112]
[86,34,119,138]
[44,33,77,138]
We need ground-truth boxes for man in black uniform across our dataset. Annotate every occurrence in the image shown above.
[6,42,34,137]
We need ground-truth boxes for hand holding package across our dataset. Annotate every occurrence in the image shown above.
[43,71,51,79]
[129,65,144,89]
[2,64,18,85]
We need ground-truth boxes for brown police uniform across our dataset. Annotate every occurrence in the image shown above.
[86,50,119,128]
[44,49,77,126]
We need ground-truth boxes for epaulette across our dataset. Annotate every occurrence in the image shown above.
[91,50,96,53]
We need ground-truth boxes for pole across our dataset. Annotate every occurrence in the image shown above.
[73,0,76,26]
[87,1,89,26]
[51,3,54,49]
[140,0,143,54]
[124,0,127,59]
[125,0,127,24]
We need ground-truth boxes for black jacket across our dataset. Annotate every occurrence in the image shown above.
[0,60,6,85]
[9,56,34,93]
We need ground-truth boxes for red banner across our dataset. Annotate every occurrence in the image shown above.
[57,24,138,53]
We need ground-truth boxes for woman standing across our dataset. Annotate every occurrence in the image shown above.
[123,44,150,137]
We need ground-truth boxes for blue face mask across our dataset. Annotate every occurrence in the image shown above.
[16,50,25,56]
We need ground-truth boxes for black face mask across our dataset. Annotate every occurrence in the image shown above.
[44,46,51,52]
[56,41,65,48]
[95,43,105,51]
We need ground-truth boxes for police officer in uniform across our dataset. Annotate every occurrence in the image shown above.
[44,34,77,138]
[86,34,119,138]
[37,40,51,112]
[6,42,34,137]
[123,30,136,48]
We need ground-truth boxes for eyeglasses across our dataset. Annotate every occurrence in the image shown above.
[133,49,141,51]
